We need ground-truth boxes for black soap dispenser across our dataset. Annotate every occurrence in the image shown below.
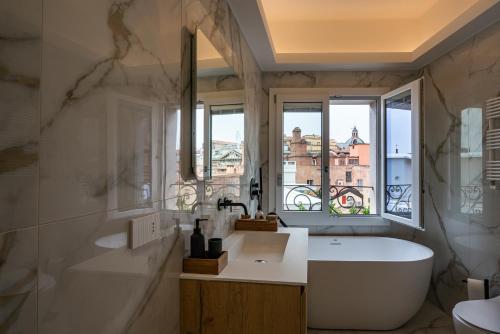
[190,218,207,258]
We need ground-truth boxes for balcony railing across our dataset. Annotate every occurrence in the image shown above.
[169,182,240,212]
[282,184,375,215]
[460,185,482,215]
[385,184,412,218]
[282,184,415,217]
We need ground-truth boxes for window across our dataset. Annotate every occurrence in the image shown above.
[381,79,422,228]
[281,102,323,211]
[185,91,244,204]
[345,171,352,183]
[271,82,422,228]
[209,104,244,179]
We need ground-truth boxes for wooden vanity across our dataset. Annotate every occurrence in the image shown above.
[180,228,308,334]
[181,280,306,334]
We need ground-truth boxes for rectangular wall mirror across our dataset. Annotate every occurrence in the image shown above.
[180,27,244,183]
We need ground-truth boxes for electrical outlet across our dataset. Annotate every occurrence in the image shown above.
[130,212,161,249]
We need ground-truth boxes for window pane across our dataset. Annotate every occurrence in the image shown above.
[384,90,412,219]
[195,104,204,177]
[282,102,322,211]
[210,104,244,179]
[329,102,376,216]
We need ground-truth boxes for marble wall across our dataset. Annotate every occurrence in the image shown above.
[261,21,500,314]
[1,0,262,333]
[180,0,263,239]
[412,19,500,313]
[1,0,41,332]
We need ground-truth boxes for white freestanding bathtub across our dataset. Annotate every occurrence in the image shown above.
[308,236,434,330]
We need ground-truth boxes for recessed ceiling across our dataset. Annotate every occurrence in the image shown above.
[261,0,441,21]
[228,0,500,70]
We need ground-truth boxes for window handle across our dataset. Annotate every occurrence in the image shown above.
[324,166,329,173]
[277,173,282,186]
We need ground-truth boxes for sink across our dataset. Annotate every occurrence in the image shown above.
[180,228,308,285]
[229,232,290,263]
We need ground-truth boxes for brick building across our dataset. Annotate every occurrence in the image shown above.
[283,126,371,188]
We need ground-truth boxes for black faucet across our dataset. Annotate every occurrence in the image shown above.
[217,197,248,216]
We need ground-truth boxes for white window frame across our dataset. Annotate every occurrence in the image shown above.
[381,78,423,229]
[269,85,423,228]
[198,90,244,180]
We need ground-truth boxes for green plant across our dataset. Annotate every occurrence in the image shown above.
[362,206,370,215]
[328,202,342,216]
[349,206,359,215]
[176,196,189,212]
[297,202,306,211]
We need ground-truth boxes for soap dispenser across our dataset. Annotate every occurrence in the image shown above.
[190,218,207,258]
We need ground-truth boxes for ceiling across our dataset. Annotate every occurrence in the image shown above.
[261,0,441,21]
[228,0,500,70]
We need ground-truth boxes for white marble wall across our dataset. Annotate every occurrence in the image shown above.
[412,20,500,313]
[35,0,185,331]
[1,0,41,332]
[180,0,263,241]
[1,0,262,332]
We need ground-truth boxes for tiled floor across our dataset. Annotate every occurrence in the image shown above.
[308,302,454,334]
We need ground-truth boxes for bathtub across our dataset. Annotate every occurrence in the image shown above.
[308,236,433,330]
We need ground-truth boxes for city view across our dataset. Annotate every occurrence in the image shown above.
[282,102,413,216]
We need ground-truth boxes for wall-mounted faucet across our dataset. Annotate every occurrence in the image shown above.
[217,197,248,216]
[250,167,264,210]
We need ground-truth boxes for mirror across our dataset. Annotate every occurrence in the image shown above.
[180,27,244,183]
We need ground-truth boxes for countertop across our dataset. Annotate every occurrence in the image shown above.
[180,227,308,286]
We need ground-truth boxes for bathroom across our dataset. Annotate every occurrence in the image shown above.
[1,0,499,333]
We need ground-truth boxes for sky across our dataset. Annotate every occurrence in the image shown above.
[176,103,412,154]
[174,108,244,149]
[386,108,411,154]
[283,104,371,144]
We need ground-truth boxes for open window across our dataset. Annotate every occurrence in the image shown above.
[381,79,423,228]
[270,80,423,228]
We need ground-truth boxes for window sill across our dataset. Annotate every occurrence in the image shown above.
[282,214,389,226]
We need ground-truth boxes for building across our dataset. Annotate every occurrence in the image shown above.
[283,126,371,188]
[211,140,244,176]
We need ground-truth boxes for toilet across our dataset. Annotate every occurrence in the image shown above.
[453,296,500,333]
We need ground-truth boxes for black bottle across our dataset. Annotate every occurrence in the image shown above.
[190,218,207,258]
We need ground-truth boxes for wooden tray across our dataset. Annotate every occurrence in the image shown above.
[235,219,278,232]
[183,251,228,275]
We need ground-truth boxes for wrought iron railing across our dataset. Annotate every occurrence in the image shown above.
[460,185,482,215]
[385,184,412,218]
[169,182,240,212]
[283,184,322,211]
[329,185,374,215]
[282,184,375,215]
[281,184,416,216]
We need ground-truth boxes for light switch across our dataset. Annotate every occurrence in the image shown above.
[130,212,161,249]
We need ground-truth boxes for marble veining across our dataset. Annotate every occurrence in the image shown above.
[2,0,263,332]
